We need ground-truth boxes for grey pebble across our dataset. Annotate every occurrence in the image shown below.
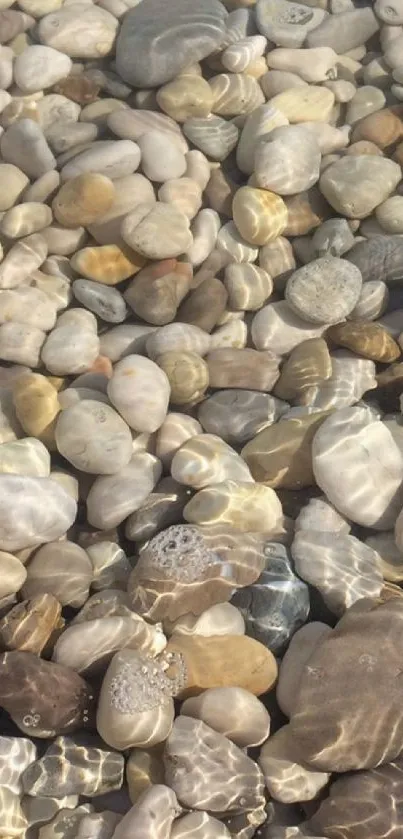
[0,119,56,179]
[73,280,128,324]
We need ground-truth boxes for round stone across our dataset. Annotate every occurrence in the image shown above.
[115,0,228,88]
[73,280,127,324]
[319,155,402,218]
[107,355,170,433]
[157,75,214,122]
[53,173,115,227]
[180,687,270,748]
[38,4,118,58]
[14,45,72,93]
[232,186,288,246]
[285,256,363,324]
[55,400,132,474]
[183,480,283,533]
[156,352,209,405]
[121,203,193,260]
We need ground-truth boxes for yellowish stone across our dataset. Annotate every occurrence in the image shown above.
[232,186,288,245]
[12,373,60,450]
[70,245,146,285]
[156,75,214,123]
[269,86,335,123]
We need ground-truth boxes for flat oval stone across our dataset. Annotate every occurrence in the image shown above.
[232,544,310,654]
[22,736,124,797]
[53,173,115,227]
[312,406,403,529]
[290,600,403,771]
[137,131,187,183]
[128,523,266,623]
[14,45,72,93]
[319,156,402,218]
[73,280,127,324]
[60,140,141,182]
[22,541,92,608]
[116,0,227,88]
[0,593,61,655]
[171,433,253,488]
[181,687,270,748]
[184,480,283,533]
[285,256,363,324]
[38,4,118,58]
[292,530,383,615]
[107,355,170,433]
[0,651,95,738]
[198,389,288,445]
[1,203,52,239]
[0,475,76,552]
[164,716,265,811]
[55,400,132,475]
[327,321,401,363]
[86,452,162,531]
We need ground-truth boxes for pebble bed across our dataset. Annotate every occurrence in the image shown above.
[2,0,403,836]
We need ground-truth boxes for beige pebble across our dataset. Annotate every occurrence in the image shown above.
[0,287,56,332]
[38,4,118,58]
[112,785,178,839]
[88,172,155,247]
[269,86,335,122]
[254,125,321,195]
[0,163,29,211]
[107,355,170,433]
[0,474,76,552]
[375,196,403,233]
[46,121,99,155]
[96,649,175,750]
[0,551,27,599]
[187,208,220,267]
[0,437,50,478]
[222,35,267,73]
[185,149,211,191]
[184,480,283,533]
[55,400,132,475]
[216,220,258,263]
[0,323,45,367]
[86,452,162,530]
[168,602,245,639]
[276,621,332,717]
[108,107,188,153]
[267,47,338,82]
[155,413,202,469]
[14,45,72,93]
[1,203,52,238]
[207,347,280,391]
[209,318,247,350]
[22,540,92,608]
[0,234,48,289]
[60,139,141,182]
[0,118,56,179]
[157,75,214,123]
[27,272,71,311]
[236,102,288,176]
[158,177,202,220]
[260,69,308,98]
[52,172,115,227]
[319,155,402,218]
[17,0,62,16]
[71,244,146,285]
[146,323,210,360]
[126,750,165,804]
[41,224,86,257]
[171,433,253,489]
[156,352,209,406]
[137,131,186,183]
[121,202,193,260]
[41,325,100,376]
[224,263,272,310]
[232,186,288,245]
[23,170,60,204]
[181,686,270,748]
[210,72,265,116]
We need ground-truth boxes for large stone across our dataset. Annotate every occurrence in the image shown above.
[128,523,266,624]
[319,156,401,219]
[116,0,228,88]
[259,724,330,804]
[290,599,403,771]
[164,716,266,813]
[180,687,270,748]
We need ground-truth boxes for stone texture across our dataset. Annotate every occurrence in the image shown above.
[55,400,132,474]
[256,0,325,47]
[164,716,266,812]
[255,126,321,196]
[0,651,95,737]
[38,4,118,58]
[232,544,310,654]
[128,523,266,624]
[241,410,331,489]
[276,622,332,718]
[125,477,189,543]
[197,390,288,445]
[180,687,270,748]
[206,348,279,391]
[327,321,401,363]
[285,257,362,324]
[232,187,288,246]
[86,452,162,531]
[156,352,209,405]
[259,724,329,804]
[107,355,170,433]
[22,737,124,797]
[0,593,62,654]
[347,236,403,285]
[305,7,379,51]
[274,339,332,403]
[290,599,403,771]
[121,203,192,260]
[319,156,401,218]
[22,541,92,609]
[184,481,283,533]
[124,260,192,326]
[116,0,228,88]
[112,786,179,839]
[0,475,76,552]
[53,173,115,227]
[171,433,253,488]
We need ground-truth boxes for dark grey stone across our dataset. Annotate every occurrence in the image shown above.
[231,544,310,655]
[115,0,228,88]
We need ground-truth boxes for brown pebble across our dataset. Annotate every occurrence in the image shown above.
[12,373,60,451]
[164,633,278,698]
[351,108,403,150]
[0,650,96,737]
[53,75,101,105]
[52,173,115,228]
[0,593,62,655]
[205,166,237,217]
[346,140,384,156]
[124,259,192,326]
[283,188,330,237]
[327,321,401,363]
[177,278,228,332]
[207,347,280,391]
[274,338,332,402]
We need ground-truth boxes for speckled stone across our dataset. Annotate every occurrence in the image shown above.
[231,544,310,654]
[285,257,362,324]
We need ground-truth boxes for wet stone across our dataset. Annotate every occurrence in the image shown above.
[231,544,310,654]
[0,593,62,654]
[22,737,124,798]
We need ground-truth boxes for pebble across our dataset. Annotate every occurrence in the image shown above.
[319,155,402,218]
[86,452,162,530]
[198,389,287,445]
[38,4,118,58]
[259,724,330,804]
[312,406,403,529]
[107,355,170,433]
[23,540,92,608]
[236,102,288,175]
[41,324,100,376]
[158,177,202,220]
[183,116,239,161]
[124,260,191,326]
[171,813,231,839]
[1,119,56,179]
[164,716,266,811]
[254,126,321,197]
[121,202,192,260]
[184,480,283,532]
[328,321,401,363]
[256,0,326,47]
[206,347,279,391]
[306,6,379,51]
[0,475,76,552]
[0,593,62,654]
[60,140,141,182]
[53,173,115,227]
[125,477,189,543]
[157,75,214,123]
[128,523,266,623]
[112,786,179,839]
[156,351,209,405]
[171,433,253,488]
[232,186,288,245]
[276,621,332,718]
[14,45,72,93]
[210,72,265,116]
[178,277,228,331]
[55,400,132,475]
[274,339,331,403]
[22,736,124,797]
[169,602,245,638]
[181,687,270,749]
[285,256,363,324]
[269,86,335,123]
[73,280,128,324]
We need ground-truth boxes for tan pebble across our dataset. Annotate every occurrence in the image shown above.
[181,686,270,748]
[345,140,384,156]
[158,177,202,220]
[71,244,146,285]
[171,433,253,488]
[121,202,193,260]
[327,321,401,363]
[88,172,155,248]
[52,172,115,227]
[156,352,209,405]
[164,634,278,698]
[241,410,332,488]
[1,203,52,238]
[224,263,273,310]
[0,593,62,654]
[259,724,330,803]
[157,75,214,123]
[53,74,101,106]
[155,413,202,469]
[126,748,165,804]
[184,480,283,533]
[12,372,60,449]
[0,287,56,332]
[146,322,210,361]
[168,602,245,638]
[351,107,403,149]
[209,72,265,117]
[283,189,331,236]
[107,354,170,434]
[26,271,71,312]
[187,208,221,267]
[177,278,228,333]
[124,259,192,326]
[205,167,237,217]
[0,163,29,211]
[96,648,175,750]
[232,186,288,245]
[267,46,338,83]
[269,86,335,123]
[206,347,280,391]
[260,69,308,98]
[274,338,332,402]
[22,540,92,608]
[0,234,48,289]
